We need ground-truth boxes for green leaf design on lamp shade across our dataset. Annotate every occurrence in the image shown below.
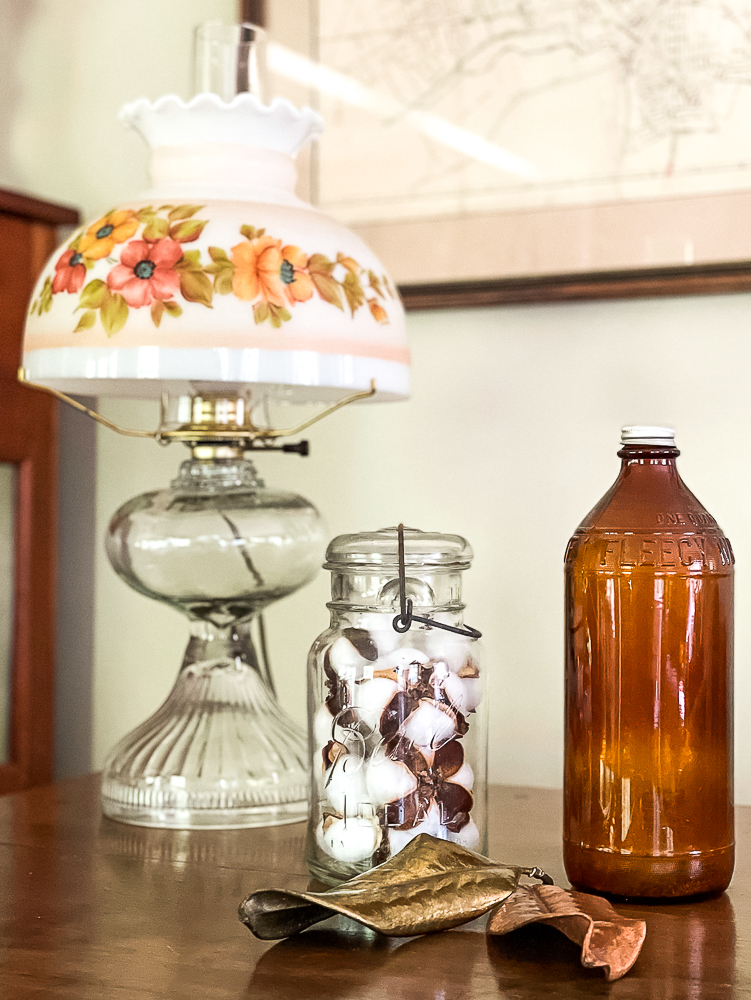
[142,216,170,241]
[150,300,164,327]
[48,209,394,334]
[74,310,97,332]
[78,279,107,310]
[169,219,208,243]
[178,269,213,308]
[100,290,128,336]
[167,204,204,222]
[342,270,366,316]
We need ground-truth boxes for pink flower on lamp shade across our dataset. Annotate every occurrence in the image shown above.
[106,238,182,308]
[52,248,86,294]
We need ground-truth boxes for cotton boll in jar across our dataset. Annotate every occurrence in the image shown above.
[448,820,480,850]
[351,677,399,720]
[387,802,445,855]
[420,619,476,673]
[380,646,430,688]
[317,815,382,863]
[356,613,403,657]
[441,670,483,715]
[322,753,370,817]
[365,746,418,806]
[400,699,462,750]
[446,760,474,791]
[313,704,336,753]
[327,634,374,681]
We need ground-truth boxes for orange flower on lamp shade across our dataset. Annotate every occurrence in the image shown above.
[78,209,140,260]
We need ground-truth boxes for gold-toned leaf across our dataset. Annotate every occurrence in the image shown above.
[100,290,128,336]
[142,216,170,241]
[78,278,107,310]
[240,224,257,240]
[169,219,208,243]
[73,309,97,332]
[487,885,646,982]
[168,203,204,221]
[239,833,551,940]
[178,269,213,307]
[163,300,183,317]
[136,206,155,223]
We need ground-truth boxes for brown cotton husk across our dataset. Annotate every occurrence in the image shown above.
[434,780,473,831]
[380,690,418,741]
[486,884,647,982]
[383,790,421,829]
[239,833,552,940]
[321,740,348,769]
[458,658,480,679]
[342,627,378,661]
[432,738,464,779]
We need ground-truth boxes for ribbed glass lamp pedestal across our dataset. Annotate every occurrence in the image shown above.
[101,621,309,828]
[100,453,325,829]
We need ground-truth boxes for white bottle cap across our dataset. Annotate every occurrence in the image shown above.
[621,425,675,446]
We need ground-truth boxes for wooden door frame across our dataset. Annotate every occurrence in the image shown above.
[0,189,79,793]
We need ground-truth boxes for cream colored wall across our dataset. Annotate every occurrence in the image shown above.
[3,2,751,801]
[2,0,237,213]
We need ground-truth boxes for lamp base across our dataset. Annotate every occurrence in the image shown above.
[100,650,309,829]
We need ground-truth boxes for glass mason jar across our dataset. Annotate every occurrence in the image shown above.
[305,527,487,884]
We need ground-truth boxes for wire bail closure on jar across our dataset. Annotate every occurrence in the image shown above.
[391,523,482,638]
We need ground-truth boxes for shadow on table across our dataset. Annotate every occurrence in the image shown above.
[487,891,737,998]
[250,892,738,999]
[249,920,485,999]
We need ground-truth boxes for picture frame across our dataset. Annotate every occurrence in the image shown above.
[261,0,751,308]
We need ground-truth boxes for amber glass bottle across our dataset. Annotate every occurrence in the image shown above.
[564,426,734,898]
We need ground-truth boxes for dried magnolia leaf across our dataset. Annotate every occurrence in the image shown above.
[487,884,646,981]
[239,834,552,940]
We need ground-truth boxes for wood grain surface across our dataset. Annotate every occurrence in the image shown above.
[0,776,748,998]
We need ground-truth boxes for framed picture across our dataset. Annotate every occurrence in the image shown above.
[267,0,751,306]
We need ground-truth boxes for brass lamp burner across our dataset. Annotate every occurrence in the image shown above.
[17,367,376,456]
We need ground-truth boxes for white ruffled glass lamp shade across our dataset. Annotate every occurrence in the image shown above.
[20,26,409,829]
[22,92,409,404]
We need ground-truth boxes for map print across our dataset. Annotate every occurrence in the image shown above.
[316,0,751,223]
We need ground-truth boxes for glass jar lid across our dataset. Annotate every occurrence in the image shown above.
[324,526,473,571]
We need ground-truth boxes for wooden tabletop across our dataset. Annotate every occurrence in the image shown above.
[0,775,747,998]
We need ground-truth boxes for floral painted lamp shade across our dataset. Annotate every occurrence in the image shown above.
[22,92,410,405]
